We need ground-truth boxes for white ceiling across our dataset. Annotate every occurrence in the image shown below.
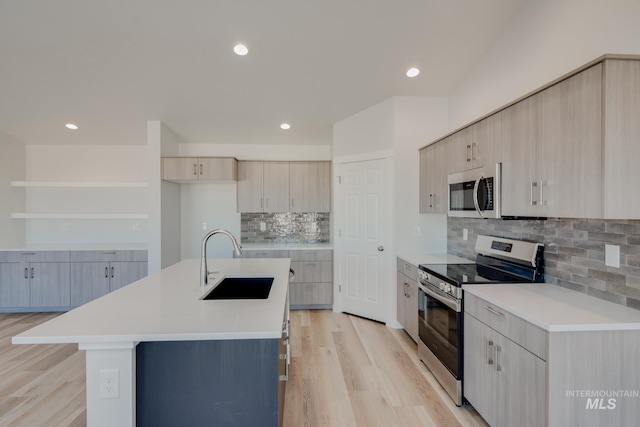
[0,0,523,146]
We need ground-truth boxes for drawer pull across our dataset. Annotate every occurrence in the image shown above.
[22,252,36,256]
[487,340,494,365]
[496,345,502,372]
[484,306,504,317]
[24,267,28,279]
[102,251,117,255]
[105,267,109,278]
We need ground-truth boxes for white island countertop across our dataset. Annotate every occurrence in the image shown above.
[464,283,640,332]
[13,258,291,345]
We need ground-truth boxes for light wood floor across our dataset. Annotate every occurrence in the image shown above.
[0,310,487,427]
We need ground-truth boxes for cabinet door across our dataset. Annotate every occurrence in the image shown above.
[237,161,265,212]
[70,262,110,306]
[289,162,331,212]
[499,329,547,427]
[501,94,542,216]
[109,261,148,292]
[162,157,199,181]
[603,60,640,219]
[396,270,408,330]
[29,262,70,307]
[419,143,446,213]
[464,314,500,426]
[289,282,332,306]
[540,64,602,218]
[469,112,501,169]
[198,158,237,181]
[0,263,29,308]
[405,281,418,342]
[449,127,473,173]
[263,162,290,212]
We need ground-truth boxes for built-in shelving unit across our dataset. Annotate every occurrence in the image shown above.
[11,181,148,188]
[11,181,149,220]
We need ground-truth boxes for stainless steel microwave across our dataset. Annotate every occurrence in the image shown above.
[447,163,501,219]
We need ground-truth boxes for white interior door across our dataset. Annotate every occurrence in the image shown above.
[338,158,388,323]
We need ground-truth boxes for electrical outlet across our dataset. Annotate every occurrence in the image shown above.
[202,222,208,230]
[100,369,120,399]
[260,222,266,231]
[463,229,468,241]
[413,226,421,238]
[605,244,620,268]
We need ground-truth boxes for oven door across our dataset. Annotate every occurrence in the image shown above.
[418,282,462,379]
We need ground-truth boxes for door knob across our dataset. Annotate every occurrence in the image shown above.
[378,246,384,252]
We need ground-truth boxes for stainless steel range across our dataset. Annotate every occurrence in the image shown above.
[417,235,544,406]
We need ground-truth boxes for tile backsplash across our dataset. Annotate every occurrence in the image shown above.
[241,212,330,243]
[448,217,640,311]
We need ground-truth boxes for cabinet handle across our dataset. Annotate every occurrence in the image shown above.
[466,144,471,162]
[530,182,538,206]
[266,198,269,209]
[540,180,546,206]
[105,267,109,278]
[471,143,476,161]
[21,252,36,256]
[291,198,294,209]
[484,306,504,317]
[496,345,502,372]
[102,251,116,255]
[24,267,28,279]
[30,267,34,279]
[193,164,197,176]
[200,164,203,175]
[487,340,494,365]
[260,198,264,209]
[429,194,433,208]
[111,267,114,278]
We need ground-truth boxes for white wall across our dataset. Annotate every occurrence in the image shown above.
[24,145,147,245]
[0,132,26,247]
[449,0,640,129]
[392,97,449,254]
[333,96,450,255]
[159,123,182,269]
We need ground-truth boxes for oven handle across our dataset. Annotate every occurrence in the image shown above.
[419,283,461,312]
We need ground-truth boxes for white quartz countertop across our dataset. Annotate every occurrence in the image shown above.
[398,253,474,267]
[13,258,291,345]
[463,283,640,332]
[241,242,332,250]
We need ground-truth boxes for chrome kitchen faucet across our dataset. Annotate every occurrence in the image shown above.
[200,229,243,287]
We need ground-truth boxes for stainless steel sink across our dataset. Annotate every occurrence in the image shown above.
[201,276,274,300]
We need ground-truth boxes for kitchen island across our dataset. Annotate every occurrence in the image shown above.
[12,257,291,427]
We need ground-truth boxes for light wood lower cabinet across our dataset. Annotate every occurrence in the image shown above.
[464,291,640,427]
[464,313,546,427]
[237,249,333,308]
[396,259,418,342]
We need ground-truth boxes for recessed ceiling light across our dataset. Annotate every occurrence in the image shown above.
[406,67,420,78]
[233,44,248,56]
[65,123,78,130]
[280,123,291,130]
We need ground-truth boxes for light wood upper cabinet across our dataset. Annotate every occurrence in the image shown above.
[238,161,331,213]
[449,113,502,173]
[502,64,602,218]
[162,157,237,182]
[238,161,290,212]
[263,162,290,212]
[289,161,331,212]
[603,59,640,219]
[419,141,448,214]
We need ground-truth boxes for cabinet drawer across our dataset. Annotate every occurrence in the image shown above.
[290,250,332,262]
[17,251,70,263]
[464,292,548,360]
[0,252,20,263]
[70,250,148,262]
[238,250,290,259]
[290,261,332,283]
[290,282,332,305]
[397,258,419,281]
